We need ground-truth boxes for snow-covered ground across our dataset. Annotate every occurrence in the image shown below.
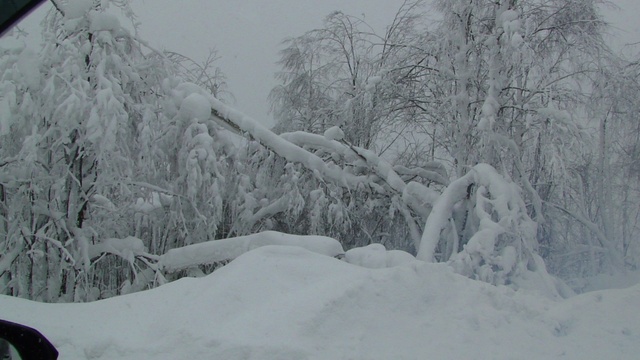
[1,244,639,359]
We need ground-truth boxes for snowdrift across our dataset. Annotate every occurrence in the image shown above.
[1,245,639,359]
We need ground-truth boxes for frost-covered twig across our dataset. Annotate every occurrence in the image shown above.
[49,0,65,17]
[544,201,624,269]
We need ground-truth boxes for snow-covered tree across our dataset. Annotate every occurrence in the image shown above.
[0,0,234,301]
[267,0,621,292]
[543,53,640,283]
[270,2,428,154]
[397,0,621,287]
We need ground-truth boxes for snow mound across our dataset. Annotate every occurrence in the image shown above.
[344,243,415,268]
[1,246,639,359]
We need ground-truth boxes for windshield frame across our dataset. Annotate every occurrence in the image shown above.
[0,0,46,37]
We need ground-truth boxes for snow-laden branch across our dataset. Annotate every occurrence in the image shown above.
[159,231,344,272]
[88,236,157,263]
[231,197,289,235]
[280,131,363,164]
[416,168,476,262]
[281,130,441,194]
[212,99,446,193]
[208,97,446,248]
[84,231,344,278]
[210,99,368,189]
[417,164,536,264]
[393,164,449,186]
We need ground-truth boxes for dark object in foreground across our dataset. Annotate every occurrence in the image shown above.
[0,0,46,36]
[0,319,58,360]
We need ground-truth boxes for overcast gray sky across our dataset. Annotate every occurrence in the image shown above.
[130,0,411,126]
[12,0,640,126]
[130,0,639,126]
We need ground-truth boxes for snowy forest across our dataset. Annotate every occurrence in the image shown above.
[0,0,639,303]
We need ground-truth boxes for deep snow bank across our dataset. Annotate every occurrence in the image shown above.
[1,246,639,359]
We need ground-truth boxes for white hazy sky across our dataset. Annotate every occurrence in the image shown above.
[11,0,640,126]
[130,0,412,126]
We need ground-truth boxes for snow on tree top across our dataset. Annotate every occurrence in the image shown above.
[323,126,345,141]
[179,93,212,122]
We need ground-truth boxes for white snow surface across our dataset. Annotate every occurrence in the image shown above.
[1,245,639,359]
[344,243,415,269]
